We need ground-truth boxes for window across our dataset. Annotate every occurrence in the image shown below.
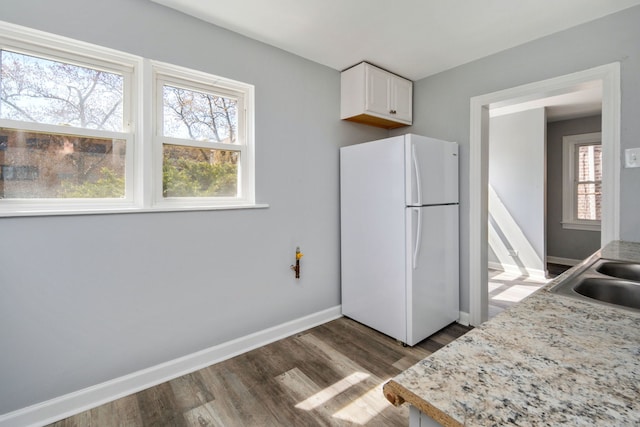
[0,22,256,216]
[0,48,134,211]
[153,63,254,208]
[562,132,602,231]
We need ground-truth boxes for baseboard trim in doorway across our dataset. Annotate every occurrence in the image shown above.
[0,306,343,427]
[487,261,505,272]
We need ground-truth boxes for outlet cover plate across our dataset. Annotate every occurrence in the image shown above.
[625,148,640,168]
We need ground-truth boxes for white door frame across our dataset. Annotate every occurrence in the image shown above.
[468,63,621,326]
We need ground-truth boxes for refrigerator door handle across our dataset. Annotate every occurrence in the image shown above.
[411,143,422,206]
[413,207,422,269]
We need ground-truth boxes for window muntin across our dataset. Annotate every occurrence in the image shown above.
[562,132,602,231]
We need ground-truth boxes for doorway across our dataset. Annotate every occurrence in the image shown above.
[487,89,602,318]
[468,63,621,326]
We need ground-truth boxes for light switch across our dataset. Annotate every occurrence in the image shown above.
[625,148,640,168]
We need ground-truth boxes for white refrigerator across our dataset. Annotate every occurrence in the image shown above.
[340,134,459,346]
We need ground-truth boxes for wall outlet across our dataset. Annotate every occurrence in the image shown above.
[625,148,640,168]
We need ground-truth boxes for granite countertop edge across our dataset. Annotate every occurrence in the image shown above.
[383,240,640,427]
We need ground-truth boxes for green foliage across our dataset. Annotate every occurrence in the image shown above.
[163,157,237,197]
[59,167,125,198]
[57,157,238,199]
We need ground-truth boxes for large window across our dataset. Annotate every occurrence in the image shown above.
[562,132,602,231]
[0,49,132,204]
[0,22,256,216]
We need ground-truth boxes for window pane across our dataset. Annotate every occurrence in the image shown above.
[163,144,238,197]
[0,50,124,131]
[577,144,602,181]
[162,85,237,143]
[0,128,126,198]
[577,182,601,220]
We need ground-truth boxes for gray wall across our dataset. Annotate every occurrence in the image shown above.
[392,5,640,312]
[3,0,640,416]
[547,115,602,260]
[0,0,386,414]
[488,109,546,274]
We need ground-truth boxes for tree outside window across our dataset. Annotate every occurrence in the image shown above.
[0,49,127,199]
[153,64,252,207]
[161,84,240,198]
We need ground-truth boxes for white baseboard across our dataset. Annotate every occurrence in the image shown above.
[487,261,505,271]
[546,256,581,266]
[0,306,343,427]
[457,311,470,326]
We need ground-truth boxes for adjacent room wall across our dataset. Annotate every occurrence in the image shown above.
[488,109,546,277]
[0,0,387,415]
[392,5,640,313]
[547,115,602,261]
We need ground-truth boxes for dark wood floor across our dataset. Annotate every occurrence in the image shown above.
[547,263,571,277]
[49,318,471,427]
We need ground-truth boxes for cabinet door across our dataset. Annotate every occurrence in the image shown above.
[391,77,413,122]
[365,64,390,116]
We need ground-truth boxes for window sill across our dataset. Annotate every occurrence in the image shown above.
[0,203,270,218]
[561,221,601,232]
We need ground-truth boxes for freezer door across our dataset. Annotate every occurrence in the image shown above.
[405,135,458,206]
[405,204,459,346]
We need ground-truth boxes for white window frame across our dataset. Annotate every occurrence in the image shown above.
[562,132,602,231]
[0,21,261,217]
[151,61,255,209]
[0,21,141,216]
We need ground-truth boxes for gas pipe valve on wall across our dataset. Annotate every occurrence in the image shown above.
[290,246,303,279]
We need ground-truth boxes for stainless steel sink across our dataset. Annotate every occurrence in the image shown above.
[573,277,640,310]
[596,261,640,281]
[550,258,640,311]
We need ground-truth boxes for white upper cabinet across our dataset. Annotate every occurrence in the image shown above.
[341,62,412,129]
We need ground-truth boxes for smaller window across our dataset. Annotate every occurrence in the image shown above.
[562,132,602,231]
[152,62,254,208]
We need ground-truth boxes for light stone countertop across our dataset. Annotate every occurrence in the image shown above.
[383,240,640,427]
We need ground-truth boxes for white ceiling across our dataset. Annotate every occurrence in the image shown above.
[491,84,603,122]
[150,0,640,81]
[150,0,639,121]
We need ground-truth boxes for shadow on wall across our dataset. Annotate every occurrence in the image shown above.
[488,185,545,279]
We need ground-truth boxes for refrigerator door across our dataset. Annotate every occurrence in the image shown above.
[340,138,407,342]
[405,204,459,346]
[405,134,458,206]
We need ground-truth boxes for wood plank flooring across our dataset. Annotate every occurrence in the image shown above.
[49,318,471,427]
